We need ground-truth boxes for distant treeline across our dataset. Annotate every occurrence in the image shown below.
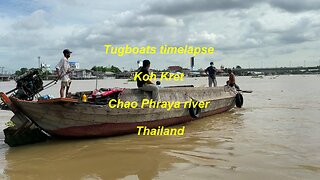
[91,66,121,73]
[15,68,52,76]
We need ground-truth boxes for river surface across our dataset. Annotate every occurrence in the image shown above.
[0,75,319,180]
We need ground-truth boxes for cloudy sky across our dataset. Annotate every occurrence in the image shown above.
[1,0,320,72]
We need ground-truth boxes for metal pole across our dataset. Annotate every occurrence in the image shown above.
[95,75,98,90]
[38,56,41,68]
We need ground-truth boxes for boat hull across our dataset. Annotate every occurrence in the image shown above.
[9,87,237,138]
[48,105,234,137]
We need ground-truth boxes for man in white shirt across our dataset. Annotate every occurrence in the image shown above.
[56,49,72,98]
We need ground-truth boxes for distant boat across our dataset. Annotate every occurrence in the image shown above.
[251,75,263,79]
[0,75,11,81]
[115,72,131,79]
[269,75,279,79]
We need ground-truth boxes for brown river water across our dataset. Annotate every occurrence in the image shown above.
[0,75,319,180]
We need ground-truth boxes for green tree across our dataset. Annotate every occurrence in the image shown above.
[109,65,121,73]
[91,65,122,73]
[20,68,28,74]
[15,70,21,76]
[15,68,29,76]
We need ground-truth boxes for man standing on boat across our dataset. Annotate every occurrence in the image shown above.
[205,62,217,87]
[226,69,240,90]
[56,49,72,98]
[137,60,159,101]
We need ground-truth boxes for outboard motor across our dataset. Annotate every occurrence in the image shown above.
[0,68,49,146]
[13,69,44,100]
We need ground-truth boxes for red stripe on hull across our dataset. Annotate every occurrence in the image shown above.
[48,105,234,138]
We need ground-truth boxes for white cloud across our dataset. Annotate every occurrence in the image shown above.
[1,0,320,72]
[12,9,48,30]
[187,31,219,44]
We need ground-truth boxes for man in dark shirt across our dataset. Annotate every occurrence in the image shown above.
[205,62,217,87]
[226,69,240,90]
[137,60,159,101]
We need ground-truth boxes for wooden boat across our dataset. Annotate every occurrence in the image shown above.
[2,86,241,138]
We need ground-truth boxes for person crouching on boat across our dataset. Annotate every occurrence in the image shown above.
[226,69,240,90]
[205,62,217,87]
[56,49,72,98]
[137,60,159,101]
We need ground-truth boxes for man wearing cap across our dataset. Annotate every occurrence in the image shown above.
[56,49,72,98]
[205,62,217,87]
